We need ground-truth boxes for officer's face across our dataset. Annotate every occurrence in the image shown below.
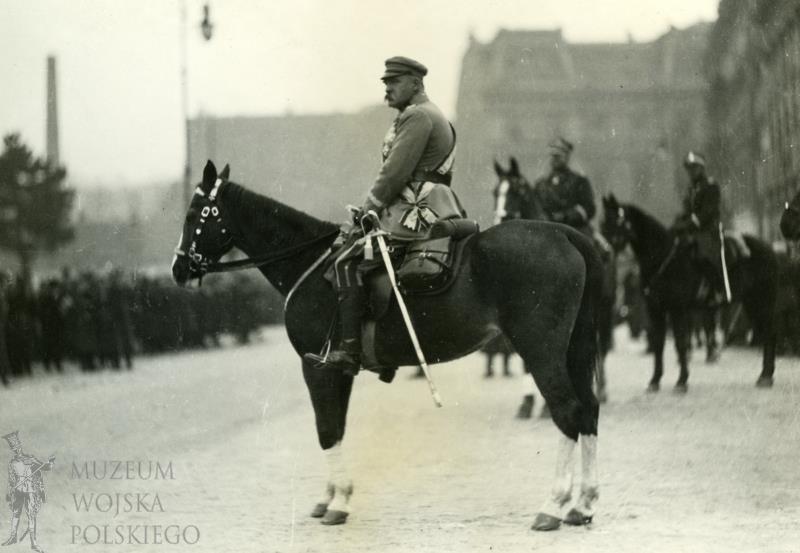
[383,75,419,109]
[685,163,705,182]
[549,150,569,171]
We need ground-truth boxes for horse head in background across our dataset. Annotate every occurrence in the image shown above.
[492,157,546,224]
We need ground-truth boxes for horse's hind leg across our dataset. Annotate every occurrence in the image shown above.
[302,359,355,525]
[565,434,599,525]
[505,321,586,530]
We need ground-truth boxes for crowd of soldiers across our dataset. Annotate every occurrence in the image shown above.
[0,268,283,386]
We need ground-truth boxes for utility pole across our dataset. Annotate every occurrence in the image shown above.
[180,1,214,209]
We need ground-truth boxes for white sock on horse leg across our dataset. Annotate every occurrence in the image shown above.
[579,434,599,513]
[539,434,577,518]
[325,442,352,512]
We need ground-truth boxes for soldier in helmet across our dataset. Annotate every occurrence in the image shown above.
[2,431,55,553]
[304,56,460,378]
[674,151,727,303]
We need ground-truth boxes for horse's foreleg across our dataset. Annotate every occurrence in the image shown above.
[648,309,667,392]
[302,359,355,525]
[321,441,354,525]
[672,309,691,392]
[532,434,577,531]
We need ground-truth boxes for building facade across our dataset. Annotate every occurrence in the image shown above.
[454,25,711,226]
[707,0,800,239]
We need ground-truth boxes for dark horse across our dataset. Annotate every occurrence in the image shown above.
[492,157,614,403]
[172,161,603,530]
[780,188,800,240]
[601,194,777,391]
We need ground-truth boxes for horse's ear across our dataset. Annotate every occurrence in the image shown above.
[202,160,218,189]
[509,156,519,176]
[493,159,504,176]
[219,164,230,181]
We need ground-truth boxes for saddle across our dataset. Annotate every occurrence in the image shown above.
[361,219,479,370]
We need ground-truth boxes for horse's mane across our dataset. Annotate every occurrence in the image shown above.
[221,182,338,245]
[620,203,676,270]
[622,203,670,244]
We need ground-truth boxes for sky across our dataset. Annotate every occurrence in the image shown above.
[1,0,719,186]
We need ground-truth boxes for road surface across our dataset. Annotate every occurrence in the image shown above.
[0,327,798,552]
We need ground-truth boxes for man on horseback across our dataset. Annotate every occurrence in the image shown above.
[673,151,728,304]
[305,56,459,376]
[533,138,610,258]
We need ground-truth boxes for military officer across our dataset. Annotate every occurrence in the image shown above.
[533,137,597,238]
[2,431,54,553]
[674,151,727,302]
[305,56,458,377]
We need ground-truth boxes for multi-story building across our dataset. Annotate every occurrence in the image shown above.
[454,25,711,226]
[707,0,800,239]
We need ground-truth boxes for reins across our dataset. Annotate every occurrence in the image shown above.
[202,230,338,274]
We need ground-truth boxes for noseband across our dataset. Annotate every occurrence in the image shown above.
[174,178,233,278]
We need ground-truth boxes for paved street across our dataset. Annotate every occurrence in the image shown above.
[1,326,799,553]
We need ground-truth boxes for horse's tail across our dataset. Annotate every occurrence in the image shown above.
[565,231,604,420]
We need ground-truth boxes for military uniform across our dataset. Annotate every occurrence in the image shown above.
[533,138,596,238]
[306,56,459,377]
[365,98,458,237]
[674,152,725,298]
[3,431,53,553]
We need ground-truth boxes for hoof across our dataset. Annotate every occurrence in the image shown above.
[563,508,593,526]
[596,389,608,404]
[531,512,561,531]
[646,382,659,393]
[756,376,774,388]
[320,509,348,525]
[673,382,688,394]
[310,503,328,518]
[706,350,720,364]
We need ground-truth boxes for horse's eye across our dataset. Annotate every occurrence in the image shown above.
[211,207,219,216]
[201,206,211,217]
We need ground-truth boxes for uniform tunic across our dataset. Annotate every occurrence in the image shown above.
[367,99,455,211]
[677,174,722,272]
[533,167,596,236]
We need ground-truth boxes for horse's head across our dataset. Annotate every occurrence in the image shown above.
[492,156,532,225]
[172,160,235,286]
[601,194,633,252]
[780,189,800,240]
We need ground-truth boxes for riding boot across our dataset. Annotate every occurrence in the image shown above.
[310,287,364,376]
[29,518,44,553]
[2,515,19,545]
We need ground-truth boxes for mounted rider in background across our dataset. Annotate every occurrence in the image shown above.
[672,151,730,304]
[533,137,610,257]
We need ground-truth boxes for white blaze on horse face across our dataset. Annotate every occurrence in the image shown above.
[494,179,510,225]
[539,434,577,518]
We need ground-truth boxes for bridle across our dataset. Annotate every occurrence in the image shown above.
[173,178,234,278]
[174,178,338,280]
[494,176,528,224]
